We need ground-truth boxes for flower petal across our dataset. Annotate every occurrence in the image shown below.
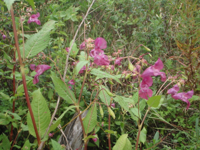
[167,84,179,95]
[30,64,36,70]
[94,37,107,50]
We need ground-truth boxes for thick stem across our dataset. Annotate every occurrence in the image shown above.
[10,7,41,145]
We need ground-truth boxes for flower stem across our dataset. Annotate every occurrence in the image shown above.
[10,7,41,145]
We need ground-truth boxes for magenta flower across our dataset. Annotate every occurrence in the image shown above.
[66,47,70,52]
[111,103,115,108]
[94,37,107,50]
[28,12,41,25]
[68,79,75,85]
[79,66,86,74]
[80,42,86,50]
[30,64,51,84]
[115,57,122,66]
[142,58,166,81]
[140,76,153,88]
[172,91,193,110]
[2,34,6,40]
[90,49,104,57]
[69,86,72,89]
[139,86,153,100]
[92,134,98,142]
[93,53,110,66]
[167,84,179,95]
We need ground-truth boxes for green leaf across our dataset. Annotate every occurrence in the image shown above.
[83,103,97,134]
[138,127,147,144]
[51,72,76,104]
[113,134,128,150]
[27,89,51,138]
[22,20,55,58]
[4,0,15,11]
[147,95,161,108]
[91,68,121,84]
[139,99,146,111]
[0,92,10,100]
[153,131,159,142]
[132,92,139,104]
[130,108,141,119]
[114,96,129,111]
[69,40,79,58]
[22,139,30,150]
[78,51,87,61]
[6,111,21,120]
[26,0,35,10]
[49,119,61,133]
[51,139,65,150]
[74,61,89,75]
[123,138,132,150]
[0,134,11,150]
[57,106,77,120]
[99,86,111,105]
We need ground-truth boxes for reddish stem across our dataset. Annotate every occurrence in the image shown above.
[10,7,41,145]
[9,48,16,142]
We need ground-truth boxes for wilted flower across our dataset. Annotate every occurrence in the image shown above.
[90,49,104,57]
[28,12,41,25]
[68,79,75,85]
[30,64,51,84]
[80,42,86,50]
[167,84,179,95]
[115,57,122,66]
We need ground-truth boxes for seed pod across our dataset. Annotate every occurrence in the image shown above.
[108,107,115,119]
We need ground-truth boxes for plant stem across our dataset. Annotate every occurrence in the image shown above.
[108,108,111,150]
[10,7,41,145]
[9,49,16,142]
[135,108,150,150]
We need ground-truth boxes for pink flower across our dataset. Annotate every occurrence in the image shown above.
[140,76,153,88]
[90,49,104,57]
[139,86,153,100]
[93,53,110,66]
[94,37,107,50]
[69,86,72,89]
[111,103,115,108]
[28,12,41,25]
[172,91,193,110]
[167,84,179,95]
[2,34,6,40]
[68,79,75,85]
[80,42,86,50]
[49,133,54,137]
[92,134,98,142]
[66,47,70,52]
[142,58,166,81]
[79,66,86,74]
[115,57,122,66]
[30,64,51,84]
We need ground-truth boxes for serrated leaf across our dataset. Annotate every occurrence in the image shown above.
[147,95,161,108]
[0,92,10,100]
[27,89,51,138]
[83,103,97,134]
[51,72,76,104]
[132,92,139,104]
[0,134,11,150]
[4,0,15,11]
[130,107,141,119]
[114,96,129,111]
[91,68,121,84]
[22,139,30,150]
[22,20,55,58]
[138,127,147,144]
[51,139,64,150]
[99,86,111,105]
[113,134,128,150]
[74,61,89,75]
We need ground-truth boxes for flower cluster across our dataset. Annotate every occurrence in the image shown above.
[30,64,51,84]
[89,37,110,66]
[139,58,166,100]
[167,84,193,110]
[28,12,41,25]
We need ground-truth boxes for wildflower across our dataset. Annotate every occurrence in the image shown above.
[69,86,72,89]
[115,57,122,66]
[66,47,70,52]
[49,133,54,137]
[139,86,153,100]
[111,103,115,108]
[2,34,6,40]
[90,49,104,57]
[168,85,193,110]
[79,66,86,74]
[92,134,98,142]
[28,12,41,25]
[94,37,107,50]
[30,64,51,84]
[68,79,75,85]
[80,42,86,50]
[141,58,166,82]
[93,53,110,66]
